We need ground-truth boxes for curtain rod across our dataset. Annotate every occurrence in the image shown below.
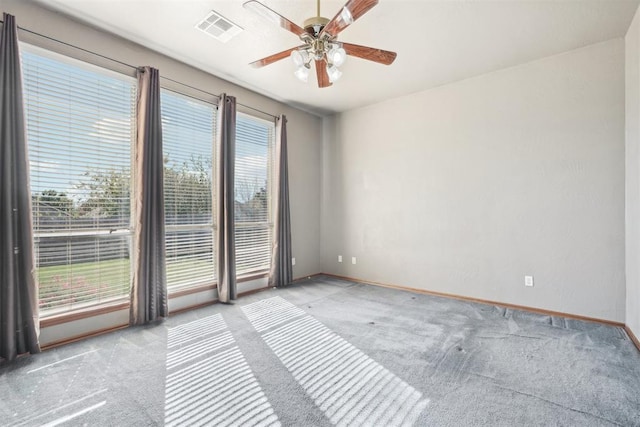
[8,21,278,119]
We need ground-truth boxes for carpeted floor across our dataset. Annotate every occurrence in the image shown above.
[1,275,639,426]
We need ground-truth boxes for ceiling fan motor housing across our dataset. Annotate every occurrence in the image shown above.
[303,16,330,37]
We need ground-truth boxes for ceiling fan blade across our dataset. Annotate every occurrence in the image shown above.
[250,45,307,68]
[342,42,397,65]
[243,0,306,37]
[321,0,378,38]
[315,59,332,88]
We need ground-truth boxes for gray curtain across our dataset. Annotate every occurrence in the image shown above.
[0,13,40,362]
[216,94,237,303]
[269,115,293,287]
[130,66,167,325]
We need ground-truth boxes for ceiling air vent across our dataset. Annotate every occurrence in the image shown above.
[196,11,243,43]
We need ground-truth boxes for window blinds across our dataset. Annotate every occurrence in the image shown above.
[22,44,276,313]
[161,90,217,291]
[235,113,275,275]
[22,47,136,315]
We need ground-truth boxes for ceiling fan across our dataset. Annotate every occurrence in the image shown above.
[244,0,397,88]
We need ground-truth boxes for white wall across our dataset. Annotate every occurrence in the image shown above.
[0,0,322,345]
[322,39,626,322]
[626,7,640,339]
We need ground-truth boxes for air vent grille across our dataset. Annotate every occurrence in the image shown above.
[196,11,242,43]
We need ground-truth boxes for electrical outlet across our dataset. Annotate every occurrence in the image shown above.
[338,255,342,263]
[525,275,534,287]
[292,257,296,266]
[352,257,357,265]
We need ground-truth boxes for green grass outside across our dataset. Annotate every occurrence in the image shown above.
[37,258,130,311]
[37,257,215,312]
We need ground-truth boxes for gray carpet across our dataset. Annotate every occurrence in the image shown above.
[1,275,639,426]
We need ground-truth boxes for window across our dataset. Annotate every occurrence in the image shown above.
[235,113,275,276]
[23,44,274,316]
[161,90,216,291]
[22,47,136,316]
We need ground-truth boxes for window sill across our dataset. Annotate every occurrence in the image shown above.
[40,299,129,328]
[238,270,269,283]
[40,271,270,328]
[168,271,269,297]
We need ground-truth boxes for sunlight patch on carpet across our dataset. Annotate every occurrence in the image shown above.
[164,313,281,427]
[242,296,429,427]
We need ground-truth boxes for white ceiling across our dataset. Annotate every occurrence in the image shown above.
[35,0,640,116]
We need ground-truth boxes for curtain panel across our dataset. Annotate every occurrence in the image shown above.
[0,13,40,362]
[269,115,293,288]
[130,66,167,325]
[216,94,237,303]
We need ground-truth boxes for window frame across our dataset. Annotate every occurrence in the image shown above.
[22,43,137,319]
[21,42,278,326]
[234,111,276,277]
[160,88,218,294]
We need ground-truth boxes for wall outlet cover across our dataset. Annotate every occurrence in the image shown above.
[352,257,357,265]
[525,275,534,287]
[338,255,342,263]
[292,257,296,266]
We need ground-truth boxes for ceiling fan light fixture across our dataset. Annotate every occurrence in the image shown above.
[328,47,346,67]
[290,49,309,67]
[327,64,342,83]
[294,64,310,82]
[245,0,397,88]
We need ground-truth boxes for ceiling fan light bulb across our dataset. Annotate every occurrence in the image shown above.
[340,7,354,25]
[291,50,304,67]
[328,47,346,67]
[327,65,342,83]
[294,65,309,83]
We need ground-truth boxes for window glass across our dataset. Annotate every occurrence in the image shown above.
[23,47,136,315]
[235,113,275,275]
[161,90,216,291]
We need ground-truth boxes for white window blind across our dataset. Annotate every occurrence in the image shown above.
[161,90,216,291]
[235,113,275,276]
[22,46,136,316]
